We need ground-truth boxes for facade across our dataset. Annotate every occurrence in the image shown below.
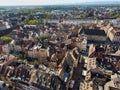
[70,48,79,68]
[28,45,41,58]
[76,34,87,51]
[28,49,38,58]
[83,56,96,70]
[104,74,120,90]
[38,49,48,63]
[98,20,120,43]
[45,19,97,25]
[0,21,11,30]
[107,28,120,42]
[14,45,22,51]
[80,29,107,42]
[57,51,74,83]
[0,24,7,30]
[2,44,10,54]
[80,81,93,90]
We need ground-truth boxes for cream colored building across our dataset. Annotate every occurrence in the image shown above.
[28,45,41,58]
[0,21,10,30]
[76,34,87,51]
[108,28,120,42]
[104,74,120,90]
[82,70,91,81]
[83,56,96,70]
[97,20,120,42]
[70,48,79,68]
[80,81,93,90]
[2,44,10,54]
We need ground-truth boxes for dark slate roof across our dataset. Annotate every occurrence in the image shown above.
[15,39,23,45]
[80,29,106,36]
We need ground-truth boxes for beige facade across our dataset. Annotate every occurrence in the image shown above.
[14,45,22,51]
[108,30,120,42]
[80,81,93,90]
[104,74,120,90]
[98,20,120,42]
[82,70,91,81]
[87,35,106,41]
[83,56,96,70]
[76,34,87,51]
[2,44,10,54]
[28,49,38,58]
[70,48,79,68]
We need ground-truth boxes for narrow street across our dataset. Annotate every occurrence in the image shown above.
[71,61,84,90]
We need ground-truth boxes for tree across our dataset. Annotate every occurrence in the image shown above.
[117,14,120,18]
[110,12,120,19]
[18,54,23,59]
[1,36,12,42]
[33,60,38,65]
[27,20,38,25]
[21,16,26,21]
[38,19,44,24]
[110,11,117,18]
[28,14,34,20]
[77,14,85,18]
[27,19,44,25]
[3,11,9,15]
[41,34,49,41]
[46,14,52,19]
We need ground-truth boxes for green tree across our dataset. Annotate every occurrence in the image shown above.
[27,20,38,25]
[38,19,44,24]
[77,14,85,18]
[41,34,49,41]
[1,36,12,42]
[110,12,120,19]
[21,16,26,21]
[46,14,52,19]
[28,14,34,20]
[3,11,9,15]
[33,60,38,65]
[27,19,44,25]
[110,11,117,18]
[117,14,120,18]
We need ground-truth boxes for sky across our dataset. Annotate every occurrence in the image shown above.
[0,0,119,6]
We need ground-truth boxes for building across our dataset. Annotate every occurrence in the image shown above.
[38,47,50,64]
[80,81,93,90]
[2,44,10,54]
[82,56,96,70]
[97,20,120,43]
[0,21,11,31]
[108,28,120,43]
[82,70,91,81]
[76,34,87,51]
[80,29,107,43]
[28,45,41,58]
[57,51,74,83]
[104,74,120,90]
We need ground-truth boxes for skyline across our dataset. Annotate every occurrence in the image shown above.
[0,0,120,6]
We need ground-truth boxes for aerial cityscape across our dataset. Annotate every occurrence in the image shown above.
[0,0,120,90]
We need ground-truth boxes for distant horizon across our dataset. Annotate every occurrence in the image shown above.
[0,0,120,6]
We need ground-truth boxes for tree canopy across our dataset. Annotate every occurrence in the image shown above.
[41,34,49,41]
[26,19,44,25]
[27,20,38,25]
[1,36,12,41]
[77,14,86,19]
[110,11,120,18]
